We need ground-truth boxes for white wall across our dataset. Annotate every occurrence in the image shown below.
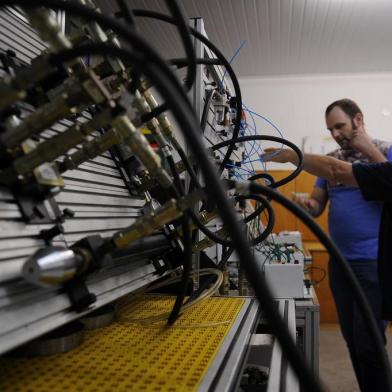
[239,73,392,169]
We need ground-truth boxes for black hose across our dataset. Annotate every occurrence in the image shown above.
[130,2,197,121]
[168,214,192,325]
[131,9,242,174]
[248,172,275,187]
[201,89,215,132]
[246,180,392,391]
[114,0,140,94]
[177,146,201,190]
[164,0,196,92]
[212,135,304,188]
[166,154,193,325]
[186,88,215,192]
[1,4,324,388]
[167,156,184,197]
[115,2,197,91]
[115,0,136,28]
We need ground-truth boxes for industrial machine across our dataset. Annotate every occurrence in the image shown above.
[0,3,321,391]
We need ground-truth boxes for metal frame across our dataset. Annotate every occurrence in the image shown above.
[188,17,204,288]
[0,7,169,355]
[198,298,260,392]
[295,288,320,379]
[243,299,300,392]
[0,260,166,355]
[186,17,242,270]
[267,299,299,392]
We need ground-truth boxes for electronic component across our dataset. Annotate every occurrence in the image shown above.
[263,262,305,299]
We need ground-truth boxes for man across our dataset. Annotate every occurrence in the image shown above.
[265,99,392,392]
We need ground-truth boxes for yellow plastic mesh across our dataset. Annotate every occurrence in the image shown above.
[0,295,245,392]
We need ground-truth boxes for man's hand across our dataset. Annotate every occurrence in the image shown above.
[292,193,319,215]
[349,126,386,163]
[349,126,374,152]
[260,148,297,164]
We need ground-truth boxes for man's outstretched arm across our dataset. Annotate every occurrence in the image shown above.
[262,127,388,186]
[262,149,357,186]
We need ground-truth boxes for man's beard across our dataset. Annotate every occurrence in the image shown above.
[337,138,351,149]
[338,121,356,150]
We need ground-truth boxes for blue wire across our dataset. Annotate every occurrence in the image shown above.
[242,106,259,159]
[241,105,266,170]
[220,40,247,90]
[243,142,257,174]
[218,39,264,172]
[225,164,254,174]
[241,134,259,173]
[218,39,285,176]
[244,107,285,139]
[243,105,260,164]
[241,105,285,164]
[226,161,257,181]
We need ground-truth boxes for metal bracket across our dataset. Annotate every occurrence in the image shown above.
[13,189,53,223]
[63,278,97,313]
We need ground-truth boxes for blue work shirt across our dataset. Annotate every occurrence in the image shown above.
[315,177,384,260]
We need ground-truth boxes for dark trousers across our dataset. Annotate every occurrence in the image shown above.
[329,259,387,392]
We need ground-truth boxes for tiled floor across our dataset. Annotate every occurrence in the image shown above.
[319,324,392,392]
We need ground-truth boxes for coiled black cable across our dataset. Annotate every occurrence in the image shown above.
[212,135,304,188]
[248,172,275,187]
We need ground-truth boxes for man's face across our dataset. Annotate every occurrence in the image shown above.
[325,106,357,150]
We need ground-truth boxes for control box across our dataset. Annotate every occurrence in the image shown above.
[263,262,304,299]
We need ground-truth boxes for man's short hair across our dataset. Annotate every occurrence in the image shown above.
[325,99,363,120]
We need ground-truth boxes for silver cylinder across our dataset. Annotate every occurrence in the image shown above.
[22,247,80,287]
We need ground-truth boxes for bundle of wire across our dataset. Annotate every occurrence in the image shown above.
[116,268,224,325]
[3,1,392,391]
